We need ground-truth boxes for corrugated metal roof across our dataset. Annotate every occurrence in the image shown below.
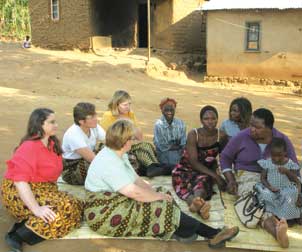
[200,0,302,11]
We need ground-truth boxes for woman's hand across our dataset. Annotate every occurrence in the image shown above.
[226,179,238,195]
[158,193,173,203]
[119,183,173,203]
[268,186,280,193]
[14,181,57,223]
[32,205,56,223]
[215,175,227,191]
[278,167,288,175]
[296,194,302,207]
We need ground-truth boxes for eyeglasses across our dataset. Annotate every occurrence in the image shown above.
[129,136,137,141]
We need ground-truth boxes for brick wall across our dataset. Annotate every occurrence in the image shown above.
[152,0,174,49]
[153,0,206,53]
[29,0,92,50]
[29,0,206,52]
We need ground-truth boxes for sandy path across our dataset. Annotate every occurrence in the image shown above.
[0,42,301,252]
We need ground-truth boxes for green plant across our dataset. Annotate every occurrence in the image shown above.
[0,0,31,40]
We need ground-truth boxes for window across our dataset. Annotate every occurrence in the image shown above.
[51,0,59,21]
[246,22,260,51]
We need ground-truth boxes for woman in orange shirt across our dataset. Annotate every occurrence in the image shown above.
[100,90,169,177]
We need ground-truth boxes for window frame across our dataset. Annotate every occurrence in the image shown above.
[245,21,261,52]
[51,0,60,21]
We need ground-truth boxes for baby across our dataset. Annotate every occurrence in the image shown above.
[257,137,301,217]
[256,137,301,248]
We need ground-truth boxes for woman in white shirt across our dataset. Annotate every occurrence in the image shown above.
[62,102,105,184]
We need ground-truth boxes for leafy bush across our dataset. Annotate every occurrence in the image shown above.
[0,0,31,40]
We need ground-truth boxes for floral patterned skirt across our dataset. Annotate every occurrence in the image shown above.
[84,187,181,239]
[172,164,214,201]
[1,179,83,239]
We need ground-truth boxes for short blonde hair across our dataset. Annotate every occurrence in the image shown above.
[106,119,135,150]
[108,90,131,116]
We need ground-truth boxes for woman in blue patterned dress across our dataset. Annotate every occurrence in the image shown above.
[256,137,302,248]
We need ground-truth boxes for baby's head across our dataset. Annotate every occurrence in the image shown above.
[271,137,287,165]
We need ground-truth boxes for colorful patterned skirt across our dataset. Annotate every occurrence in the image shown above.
[130,142,158,168]
[84,187,181,239]
[1,179,83,239]
[172,164,215,201]
[62,143,104,185]
[62,158,90,185]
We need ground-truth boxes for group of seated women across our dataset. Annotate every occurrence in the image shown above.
[2,90,300,252]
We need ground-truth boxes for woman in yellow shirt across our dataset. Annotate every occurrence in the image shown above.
[100,90,170,177]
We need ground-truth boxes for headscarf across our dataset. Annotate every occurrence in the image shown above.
[159,98,177,111]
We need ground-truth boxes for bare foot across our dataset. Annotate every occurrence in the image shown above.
[276,218,289,248]
[189,197,203,213]
[199,198,211,220]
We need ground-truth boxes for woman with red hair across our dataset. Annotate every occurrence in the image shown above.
[153,98,186,174]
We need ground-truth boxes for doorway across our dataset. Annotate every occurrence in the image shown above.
[91,0,137,47]
[138,3,148,48]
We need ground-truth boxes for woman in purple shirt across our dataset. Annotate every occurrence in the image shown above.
[220,108,298,248]
[221,108,298,196]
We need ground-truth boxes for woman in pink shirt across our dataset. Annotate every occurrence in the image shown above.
[1,108,83,252]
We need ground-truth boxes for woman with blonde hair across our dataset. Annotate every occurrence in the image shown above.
[84,119,239,247]
[100,90,167,177]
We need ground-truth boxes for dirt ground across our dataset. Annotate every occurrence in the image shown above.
[0,41,301,252]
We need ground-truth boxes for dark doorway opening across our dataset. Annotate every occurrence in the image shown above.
[138,4,148,48]
[91,0,137,47]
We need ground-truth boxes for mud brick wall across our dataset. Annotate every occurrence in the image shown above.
[153,0,206,53]
[29,0,206,52]
[29,0,92,50]
[206,9,302,80]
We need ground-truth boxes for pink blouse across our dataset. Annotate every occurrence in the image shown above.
[5,140,62,182]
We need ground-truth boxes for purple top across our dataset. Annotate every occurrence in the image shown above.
[220,128,298,173]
